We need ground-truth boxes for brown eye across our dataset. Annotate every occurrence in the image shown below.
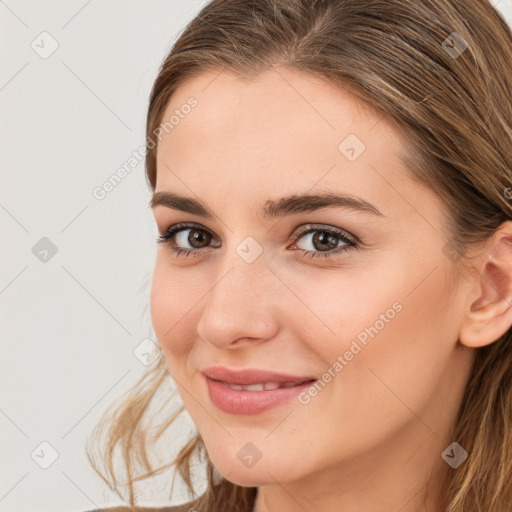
[183,228,212,248]
[157,223,220,257]
[291,225,358,259]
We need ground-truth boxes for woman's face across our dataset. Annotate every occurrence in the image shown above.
[150,67,476,493]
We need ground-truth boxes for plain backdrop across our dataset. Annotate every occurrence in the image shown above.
[1,1,511,511]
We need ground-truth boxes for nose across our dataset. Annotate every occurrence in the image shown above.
[196,254,281,350]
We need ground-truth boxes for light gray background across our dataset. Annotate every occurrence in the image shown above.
[1,1,511,511]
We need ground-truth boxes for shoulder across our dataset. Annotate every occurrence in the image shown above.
[82,502,200,512]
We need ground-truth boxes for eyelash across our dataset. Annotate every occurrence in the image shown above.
[156,222,359,260]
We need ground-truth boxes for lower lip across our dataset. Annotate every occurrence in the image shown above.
[205,376,317,415]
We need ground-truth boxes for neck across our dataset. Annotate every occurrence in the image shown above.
[252,421,450,512]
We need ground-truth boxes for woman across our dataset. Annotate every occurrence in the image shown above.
[85,0,512,511]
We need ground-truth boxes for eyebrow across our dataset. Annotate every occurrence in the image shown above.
[150,190,384,219]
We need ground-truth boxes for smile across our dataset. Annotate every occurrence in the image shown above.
[219,381,309,391]
[204,376,317,415]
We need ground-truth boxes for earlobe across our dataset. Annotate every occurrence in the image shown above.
[459,223,512,349]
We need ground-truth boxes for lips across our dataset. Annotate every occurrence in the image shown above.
[202,366,317,386]
[202,366,318,414]
[220,381,305,391]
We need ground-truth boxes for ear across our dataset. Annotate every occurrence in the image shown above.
[459,221,512,348]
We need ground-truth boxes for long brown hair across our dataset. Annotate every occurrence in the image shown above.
[86,1,512,511]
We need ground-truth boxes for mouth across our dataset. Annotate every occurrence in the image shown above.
[212,379,316,391]
[202,366,318,415]
[202,365,317,386]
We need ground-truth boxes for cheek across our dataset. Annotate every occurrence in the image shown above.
[287,265,405,357]
[301,258,455,407]
[337,268,456,418]
[150,260,199,359]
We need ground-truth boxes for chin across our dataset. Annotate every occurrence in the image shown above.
[219,468,278,487]
[210,455,297,487]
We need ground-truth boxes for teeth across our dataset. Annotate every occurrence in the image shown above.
[221,381,303,391]
[226,383,264,391]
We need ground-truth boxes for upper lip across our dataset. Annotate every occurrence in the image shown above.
[202,366,317,385]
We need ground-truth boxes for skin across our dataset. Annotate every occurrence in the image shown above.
[150,66,512,512]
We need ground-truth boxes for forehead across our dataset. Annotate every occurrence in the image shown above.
[158,67,397,158]
[153,67,442,230]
